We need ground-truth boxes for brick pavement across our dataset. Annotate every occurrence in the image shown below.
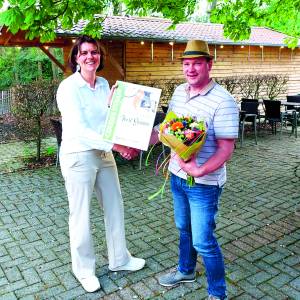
[0,131,299,299]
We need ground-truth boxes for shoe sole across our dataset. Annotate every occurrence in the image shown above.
[109,263,145,272]
[159,278,196,287]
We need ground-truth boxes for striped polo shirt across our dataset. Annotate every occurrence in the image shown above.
[168,80,239,186]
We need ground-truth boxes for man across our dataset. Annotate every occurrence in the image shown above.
[158,40,239,300]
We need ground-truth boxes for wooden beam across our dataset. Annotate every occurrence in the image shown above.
[39,46,66,73]
[3,32,13,46]
[109,53,124,77]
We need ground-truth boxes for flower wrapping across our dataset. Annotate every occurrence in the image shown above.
[159,111,207,162]
[146,111,207,199]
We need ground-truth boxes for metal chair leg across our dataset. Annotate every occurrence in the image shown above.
[240,120,245,147]
[254,117,258,144]
[56,145,60,167]
[293,111,298,138]
[139,150,143,170]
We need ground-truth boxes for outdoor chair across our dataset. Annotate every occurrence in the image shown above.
[139,111,166,170]
[239,101,259,147]
[286,95,300,113]
[263,100,286,137]
[285,96,300,125]
[241,98,264,125]
[161,105,169,114]
[50,118,62,167]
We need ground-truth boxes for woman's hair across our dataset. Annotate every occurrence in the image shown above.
[68,35,105,73]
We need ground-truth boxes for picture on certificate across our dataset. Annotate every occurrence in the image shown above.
[103,81,162,151]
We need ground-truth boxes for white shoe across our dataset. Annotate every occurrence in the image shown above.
[109,257,145,272]
[78,275,101,293]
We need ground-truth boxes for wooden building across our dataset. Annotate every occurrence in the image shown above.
[1,16,300,99]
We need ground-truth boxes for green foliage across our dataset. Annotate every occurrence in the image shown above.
[123,0,197,24]
[210,0,299,48]
[45,145,56,156]
[0,0,197,41]
[0,47,63,90]
[0,0,298,46]
[11,79,59,161]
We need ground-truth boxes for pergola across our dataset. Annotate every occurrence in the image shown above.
[1,16,299,93]
[0,25,74,73]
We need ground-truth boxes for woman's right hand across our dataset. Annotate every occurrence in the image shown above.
[113,144,140,160]
[107,83,118,107]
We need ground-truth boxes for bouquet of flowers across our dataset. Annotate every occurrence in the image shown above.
[147,111,206,199]
[159,111,206,161]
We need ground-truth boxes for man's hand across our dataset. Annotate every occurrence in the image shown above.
[176,154,205,177]
[175,139,236,178]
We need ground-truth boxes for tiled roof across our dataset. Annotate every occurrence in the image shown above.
[56,15,295,47]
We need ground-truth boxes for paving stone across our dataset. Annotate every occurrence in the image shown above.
[22,268,41,286]
[246,271,273,285]
[18,295,36,300]
[268,273,294,288]
[4,266,22,283]
[0,292,18,300]
[0,134,299,299]
[14,282,45,298]
[118,286,139,299]
[280,284,300,298]
[130,281,154,299]
[257,282,287,299]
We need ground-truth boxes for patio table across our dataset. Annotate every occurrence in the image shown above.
[257,100,299,138]
[280,101,299,138]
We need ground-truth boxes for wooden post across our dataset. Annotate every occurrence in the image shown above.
[248,45,251,61]
[151,41,154,62]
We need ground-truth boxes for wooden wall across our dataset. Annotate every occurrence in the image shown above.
[124,41,300,100]
[62,40,300,101]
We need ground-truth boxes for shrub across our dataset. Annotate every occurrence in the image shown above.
[264,74,288,100]
[215,76,239,95]
[11,79,59,161]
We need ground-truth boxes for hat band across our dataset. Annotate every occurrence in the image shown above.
[183,50,210,56]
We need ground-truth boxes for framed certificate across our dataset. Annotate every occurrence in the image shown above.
[103,81,161,150]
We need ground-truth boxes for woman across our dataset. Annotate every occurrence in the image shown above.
[57,35,145,293]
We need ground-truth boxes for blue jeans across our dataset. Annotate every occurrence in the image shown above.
[170,174,226,299]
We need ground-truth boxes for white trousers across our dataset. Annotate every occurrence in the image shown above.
[60,149,130,279]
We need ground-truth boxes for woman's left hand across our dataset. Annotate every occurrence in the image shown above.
[113,144,139,160]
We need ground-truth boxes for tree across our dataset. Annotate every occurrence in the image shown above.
[210,0,300,48]
[11,79,59,161]
[0,47,63,90]
[0,0,299,46]
[0,0,197,42]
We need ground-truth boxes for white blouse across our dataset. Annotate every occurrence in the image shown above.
[57,72,113,154]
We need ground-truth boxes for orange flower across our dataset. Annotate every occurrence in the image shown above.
[171,122,184,131]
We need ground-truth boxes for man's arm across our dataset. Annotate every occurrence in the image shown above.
[177,139,235,178]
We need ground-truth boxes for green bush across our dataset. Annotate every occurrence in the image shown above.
[11,79,60,161]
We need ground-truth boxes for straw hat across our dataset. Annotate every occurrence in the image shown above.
[179,40,213,59]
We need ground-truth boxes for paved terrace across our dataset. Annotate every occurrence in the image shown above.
[0,131,299,300]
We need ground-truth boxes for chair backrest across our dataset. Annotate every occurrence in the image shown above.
[153,112,166,126]
[286,95,300,103]
[241,101,259,115]
[161,105,168,113]
[263,100,281,119]
[286,95,300,111]
[241,98,259,103]
[50,118,62,145]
